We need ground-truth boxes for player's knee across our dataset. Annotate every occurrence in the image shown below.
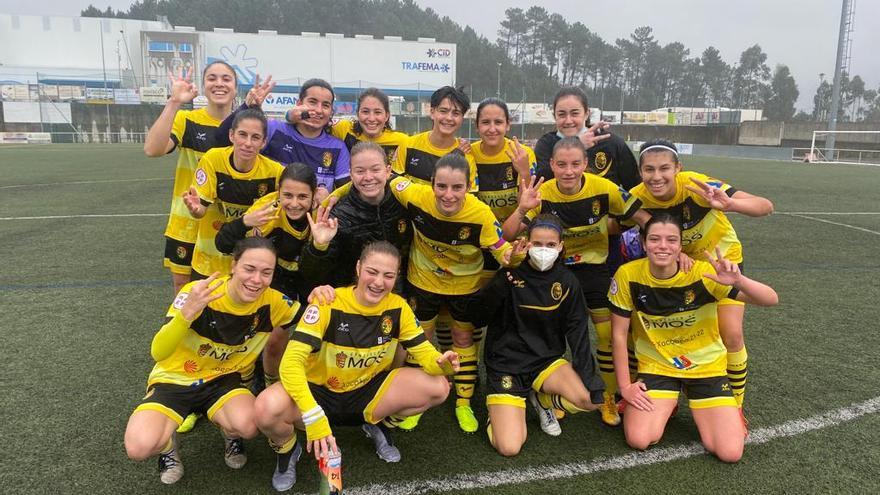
[624,429,656,451]
[253,388,287,428]
[713,443,743,463]
[492,436,524,457]
[225,411,259,439]
[124,434,161,461]
[428,375,451,404]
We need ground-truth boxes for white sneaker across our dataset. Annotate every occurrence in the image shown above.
[529,391,562,436]
[158,433,184,484]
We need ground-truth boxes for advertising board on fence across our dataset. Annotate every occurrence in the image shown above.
[140,86,167,104]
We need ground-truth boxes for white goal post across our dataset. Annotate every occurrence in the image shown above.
[792,130,880,166]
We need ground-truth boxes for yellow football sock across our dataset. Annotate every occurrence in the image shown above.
[453,344,478,407]
[727,347,748,407]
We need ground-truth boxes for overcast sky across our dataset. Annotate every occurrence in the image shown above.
[2,0,877,111]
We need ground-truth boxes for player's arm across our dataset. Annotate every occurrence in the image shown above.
[281,311,333,443]
[686,177,774,217]
[703,248,779,306]
[501,175,543,241]
[144,70,198,156]
[399,306,458,375]
[727,190,774,217]
[332,146,352,191]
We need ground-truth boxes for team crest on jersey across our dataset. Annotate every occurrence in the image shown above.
[198,343,212,357]
[595,152,609,171]
[172,291,190,310]
[247,315,260,338]
[303,304,320,324]
[184,360,199,374]
[551,282,563,301]
[257,182,268,197]
[195,168,207,186]
[505,166,514,182]
[322,151,333,167]
[682,204,691,222]
[408,297,418,311]
[501,375,513,390]
[591,199,601,216]
[458,226,471,240]
[336,351,347,368]
[398,219,408,233]
[176,246,188,260]
[381,316,394,335]
[684,289,695,306]
[142,388,155,400]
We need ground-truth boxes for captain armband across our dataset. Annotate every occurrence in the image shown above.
[301,405,326,427]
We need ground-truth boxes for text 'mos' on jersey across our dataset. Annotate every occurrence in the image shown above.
[629,170,743,263]
[191,146,285,276]
[608,259,737,378]
[165,108,223,244]
[389,177,512,295]
[148,278,299,387]
[526,173,641,265]
[392,131,477,189]
[331,119,408,166]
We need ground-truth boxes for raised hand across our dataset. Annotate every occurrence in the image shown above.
[167,68,198,104]
[702,246,741,286]
[306,204,338,247]
[578,120,611,150]
[436,350,460,373]
[182,186,206,218]
[179,272,224,320]
[243,201,276,228]
[244,74,276,108]
[286,104,314,124]
[506,137,531,179]
[516,175,544,212]
[307,285,336,305]
[457,138,472,155]
[686,177,733,211]
[502,238,530,266]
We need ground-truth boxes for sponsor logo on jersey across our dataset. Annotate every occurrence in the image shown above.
[184,360,199,374]
[282,144,293,153]
[198,343,212,356]
[327,376,341,389]
[322,151,333,167]
[335,349,388,369]
[551,282,563,301]
[672,355,694,370]
[381,316,393,335]
[172,292,190,310]
[594,152,608,171]
[501,376,513,390]
[336,351,347,368]
[721,382,730,392]
[303,304,320,324]
[337,322,350,333]
[195,168,208,186]
[196,132,207,141]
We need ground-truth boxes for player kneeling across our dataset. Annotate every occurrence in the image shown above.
[473,214,605,456]
[254,241,459,492]
[609,214,778,462]
[124,238,299,484]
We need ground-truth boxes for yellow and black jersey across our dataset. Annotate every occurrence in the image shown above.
[629,171,743,263]
[392,131,476,189]
[470,138,537,222]
[280,287,451,440]
[148,278,299,387]
[215,191,312,300]
[608,259,736,378]
[330,119,409,166]
[191,147,285,276]
[165,108,223,244]
[526,173,641,265]
[389,177,512,295]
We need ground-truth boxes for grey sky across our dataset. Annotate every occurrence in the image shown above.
[3,0,877,112]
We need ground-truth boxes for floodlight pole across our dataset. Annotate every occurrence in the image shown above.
[826,0,851,158]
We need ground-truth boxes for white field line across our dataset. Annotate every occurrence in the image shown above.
[777,211,880,215]
[0,213,165,221]
[778,212,880,236]
[0,177,170,190]
[332,396,880,495]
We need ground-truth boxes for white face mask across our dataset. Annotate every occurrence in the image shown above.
[528,246,559,271]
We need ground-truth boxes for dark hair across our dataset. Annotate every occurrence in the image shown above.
[350,141,387,163]
[202,60,238,87]
[552,136,586,159]
[279,162,317,193]
[231,108,268,137]
[432,151,471,186]
[528,213,563,241]
[552,86,590,125]
[476,97,510,123]
[353,87,392,134]
[232,236,277,261]
[641,212,683,239]
[358,240,401,267]
[638,139,680,167]
[430,85,470,114]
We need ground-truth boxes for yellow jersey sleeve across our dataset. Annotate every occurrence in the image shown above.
[193,151,220,204]
[281,303,332,441]
[608,267,634,314]
[269,289,300,329]
[392,142,408,175]
[608,182,641,220]
[388,176,421,207]
[170,110,187,147]
[330,119,354,141]
[477,207,512,264]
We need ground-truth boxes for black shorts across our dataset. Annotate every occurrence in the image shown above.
[163,237,194,274]
[134,373,251,425]
[309,371,393,426]
[485,359,569,408]
[567,263,610,311]
[406,283,477,326]
[639,373,737,409]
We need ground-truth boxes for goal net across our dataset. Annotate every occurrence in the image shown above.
[792,130,880,166]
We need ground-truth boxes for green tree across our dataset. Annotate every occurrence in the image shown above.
[732,44,770,108]
[764,64,799,121]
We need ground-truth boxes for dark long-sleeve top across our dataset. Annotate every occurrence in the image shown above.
[534,130,641,190]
